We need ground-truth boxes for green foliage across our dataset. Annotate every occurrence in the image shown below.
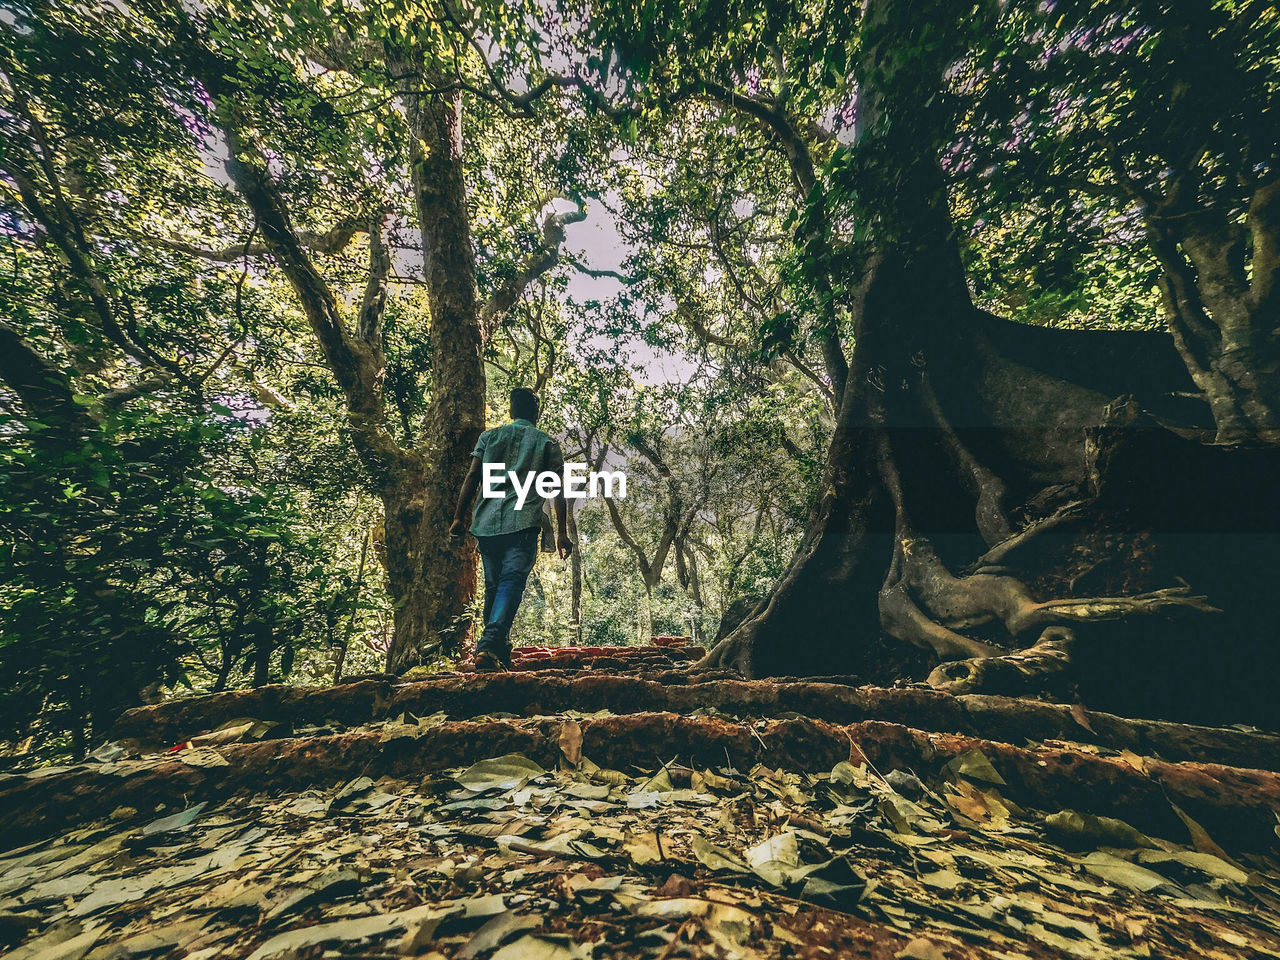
[0,400,345,759]
[951,0,1279,330]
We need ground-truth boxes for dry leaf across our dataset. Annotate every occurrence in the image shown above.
[896,937,948,960]
[1169,801,1237,865]
[558,721,583,769]
[1068,703,1096,734]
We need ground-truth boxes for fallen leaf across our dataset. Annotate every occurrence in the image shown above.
[489,935,591,960]
[798,857,867,908]
[1044,810,1155,850]
[176,748,229,769]
[87,742,131,763]
[282,795,330,819]
[459,894,510,919]
[944,780,1008,825]
[942,749,1006,786]
[579,759,629,787]
[622,831,663,865]
[264,867,360,920]
[457,911,539,959]
[1068,703,1096,734]
[141,803,207,836]
[566,875,624,900]
[455,756,546,793]
[398,916,446,956]
[245,904,447,960]
[698,768,741,793]
[7,925,101,960]
[1079,852,1170,893]
[331,777,375,805]
[744,832,824,887]
[83,919,206,960]
[638,768,674,792]
[561,782,610,801]
[896,938,948,960]
[691,836,750,873]
[919,869,964,891]
[1169,801,1237,864]
[1135,849,1250,885]
[190,718,275,747]
[1116,750,1149,775]
[559,721,583,769]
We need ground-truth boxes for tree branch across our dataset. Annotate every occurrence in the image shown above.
[101,374,174,409]
[679,77,849,402]
[603,495,654,585]
[153,220,367,263]
[218,118,401,472]
[479,198,587,338]
[0,319,96,436]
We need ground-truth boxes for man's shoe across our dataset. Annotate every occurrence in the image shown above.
[474,651,506,672]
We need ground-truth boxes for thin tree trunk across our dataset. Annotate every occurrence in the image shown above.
[334,528,370,683]
[568,507,583,646]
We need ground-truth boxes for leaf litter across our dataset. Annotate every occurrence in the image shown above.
[2,716,1280,959]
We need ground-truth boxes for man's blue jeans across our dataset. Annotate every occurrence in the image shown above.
[475,527,540,663]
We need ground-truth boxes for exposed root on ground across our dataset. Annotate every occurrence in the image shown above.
[927,626,1075,696]
[101,667,1280,769]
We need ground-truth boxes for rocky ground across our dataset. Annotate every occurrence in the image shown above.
[3,643,1280,959]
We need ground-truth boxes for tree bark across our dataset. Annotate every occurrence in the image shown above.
[1147,176,1280,443]
[384,74,487,672]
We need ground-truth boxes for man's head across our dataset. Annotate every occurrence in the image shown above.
[510,387,540,423]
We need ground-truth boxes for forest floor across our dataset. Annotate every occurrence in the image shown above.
[3,643,1280,960]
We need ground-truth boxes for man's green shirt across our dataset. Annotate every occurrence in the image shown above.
[469,418,565,537]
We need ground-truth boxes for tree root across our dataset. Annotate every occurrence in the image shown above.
[927,626,1074,696]
[14,709,1280,852]
[972,500,1087,572]
[879,575,1005,659]
[884,530,1220,695]
[1005,584,1221,634]
[919,376,1014,545]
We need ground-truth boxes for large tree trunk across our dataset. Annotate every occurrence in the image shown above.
[381,452,478,670]
[701,0,1280,727]
[385,77,486,672]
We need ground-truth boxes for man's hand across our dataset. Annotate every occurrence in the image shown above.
[556,534,574,560]
[449,519,467,542]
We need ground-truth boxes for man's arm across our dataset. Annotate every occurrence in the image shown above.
[449,457,484,541]
[553,493,572,559]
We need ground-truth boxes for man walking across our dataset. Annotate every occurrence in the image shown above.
[450,388,572,671]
